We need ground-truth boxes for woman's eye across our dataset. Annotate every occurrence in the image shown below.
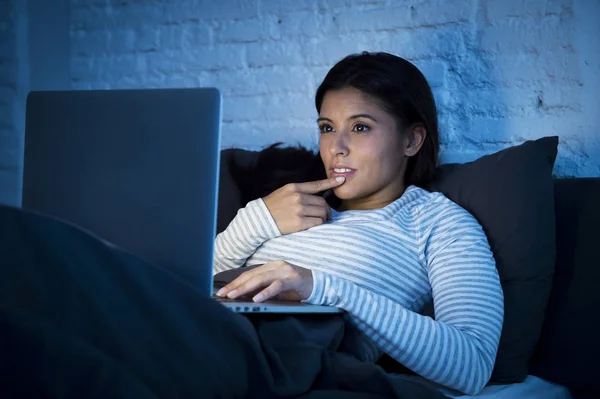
[319,124,334,133]
[353,123,370,133]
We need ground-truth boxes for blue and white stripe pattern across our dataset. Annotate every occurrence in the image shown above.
[213,186,504,395]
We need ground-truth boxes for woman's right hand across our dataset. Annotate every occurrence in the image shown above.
[262,177,345,235]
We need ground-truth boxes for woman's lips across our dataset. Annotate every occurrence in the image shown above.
[331,169,356,179]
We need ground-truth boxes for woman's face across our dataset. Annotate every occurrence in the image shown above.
[318,87,411,211]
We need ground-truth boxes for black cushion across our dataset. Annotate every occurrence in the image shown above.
[426,136,559,384]
[529,178,600,398]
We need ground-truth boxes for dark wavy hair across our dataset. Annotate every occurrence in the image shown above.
[315,51,439,187]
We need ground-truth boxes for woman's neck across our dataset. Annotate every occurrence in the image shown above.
[339,184,407,211]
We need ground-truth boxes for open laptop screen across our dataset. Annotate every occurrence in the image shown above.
[22,88,222,289]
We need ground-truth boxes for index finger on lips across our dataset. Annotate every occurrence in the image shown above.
[295,176,345,194]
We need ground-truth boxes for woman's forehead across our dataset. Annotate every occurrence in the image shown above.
[319,88,392,122]
[321,88,381,110]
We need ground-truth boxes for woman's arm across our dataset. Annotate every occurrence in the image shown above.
[214,177,342,274]
[213,199,281,274]
[304,210,504,396]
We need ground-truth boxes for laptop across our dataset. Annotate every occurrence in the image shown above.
[22,88,341,314]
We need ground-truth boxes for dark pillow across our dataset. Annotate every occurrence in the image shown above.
[426,136,559,384]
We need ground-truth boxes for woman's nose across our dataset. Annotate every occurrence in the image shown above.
[330,131,349,156]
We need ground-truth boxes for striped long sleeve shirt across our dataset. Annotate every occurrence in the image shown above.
[213,185,504,395]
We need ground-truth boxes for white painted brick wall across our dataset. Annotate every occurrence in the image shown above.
[67,0,599,177]
[0,0,28,206]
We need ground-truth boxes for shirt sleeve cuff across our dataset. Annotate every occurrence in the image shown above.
[303,269,337,305]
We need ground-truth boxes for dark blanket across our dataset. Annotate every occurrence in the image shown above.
[0,205,447,399]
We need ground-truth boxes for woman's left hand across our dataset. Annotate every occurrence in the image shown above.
[216,260,313,303]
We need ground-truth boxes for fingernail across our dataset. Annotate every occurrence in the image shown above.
[227,289,237,298]
[253,294,263,302]
[335,176,345,182]
[216,288,225,296]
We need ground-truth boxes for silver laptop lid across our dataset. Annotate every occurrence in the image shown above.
[22,88,222,290]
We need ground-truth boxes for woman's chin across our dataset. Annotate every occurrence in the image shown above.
[332,186,357,200]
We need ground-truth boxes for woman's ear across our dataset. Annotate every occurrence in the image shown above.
[404,124,427,157]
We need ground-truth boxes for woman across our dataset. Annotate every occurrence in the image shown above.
[0,52,502,399]
[214,52,504,396]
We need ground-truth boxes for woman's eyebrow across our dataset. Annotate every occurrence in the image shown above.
[316,114,378,123]
[349,113,378,122]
